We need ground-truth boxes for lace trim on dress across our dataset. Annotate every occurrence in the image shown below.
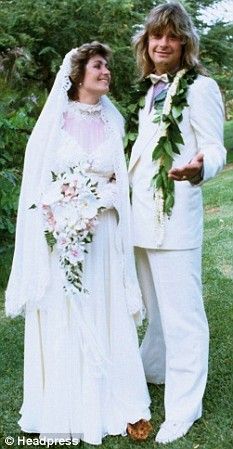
[68,100,102,119]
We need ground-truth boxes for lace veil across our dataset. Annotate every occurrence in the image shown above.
[5,49,144,323]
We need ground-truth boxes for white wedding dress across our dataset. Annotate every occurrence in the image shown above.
[18,100,151,444]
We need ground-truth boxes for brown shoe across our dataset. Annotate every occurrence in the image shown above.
[127,419,153,441]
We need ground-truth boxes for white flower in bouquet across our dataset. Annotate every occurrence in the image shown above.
[78,192,99,219]
[56,232,70,250]
[55,202,78,228]
[73,159,93,173]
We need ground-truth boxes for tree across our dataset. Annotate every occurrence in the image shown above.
[0,0,232,285]
[0,0,150,99]
[0,0,232,99]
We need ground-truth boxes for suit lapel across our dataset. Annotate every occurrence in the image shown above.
[128,86,159,173]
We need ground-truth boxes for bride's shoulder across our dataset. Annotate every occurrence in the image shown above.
[101,96,124,136]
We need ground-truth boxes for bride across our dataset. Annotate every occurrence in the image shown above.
[5,42,151,444]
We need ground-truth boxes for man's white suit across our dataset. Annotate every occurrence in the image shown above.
[129,75,226,422]
[129,75,226,249]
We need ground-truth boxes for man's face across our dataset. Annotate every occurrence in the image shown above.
[148,28,185,74]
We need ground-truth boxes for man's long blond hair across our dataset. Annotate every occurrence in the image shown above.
[133,2,207,77]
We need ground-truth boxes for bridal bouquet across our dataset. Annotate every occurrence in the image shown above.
[41,160,103,295]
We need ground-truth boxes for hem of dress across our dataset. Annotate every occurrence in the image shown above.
[19,410,151,446]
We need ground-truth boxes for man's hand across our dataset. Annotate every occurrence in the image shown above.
[168,153,204,182]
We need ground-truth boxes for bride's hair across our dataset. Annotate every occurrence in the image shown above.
[67,41,111,100]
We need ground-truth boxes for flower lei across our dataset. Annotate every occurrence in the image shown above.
[125,67,198,244]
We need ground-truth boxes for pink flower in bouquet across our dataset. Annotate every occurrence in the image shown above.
[42,205,56,231]
[61,182,77,199]
[57,233,70,249]
[69,246,85,264]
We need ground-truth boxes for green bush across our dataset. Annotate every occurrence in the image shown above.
[0,78,46,288]
[0,169,20,289]
[224,120,233,163]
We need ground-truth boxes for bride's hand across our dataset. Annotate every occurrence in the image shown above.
[108,173,116,183]
[98,183,117,209]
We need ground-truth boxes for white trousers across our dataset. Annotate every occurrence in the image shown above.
[135,247,209,422]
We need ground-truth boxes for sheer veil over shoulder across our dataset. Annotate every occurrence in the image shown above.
[5,49,143,323]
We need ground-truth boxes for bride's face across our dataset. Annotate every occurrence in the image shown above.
[81,55,111,98]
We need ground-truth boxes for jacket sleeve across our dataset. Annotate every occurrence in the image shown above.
[189,76,226,182]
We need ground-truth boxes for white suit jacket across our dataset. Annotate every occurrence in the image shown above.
[128,75,226,250]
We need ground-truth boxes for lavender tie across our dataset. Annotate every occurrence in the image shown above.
[153,80,167,97]
[149,81,168,112]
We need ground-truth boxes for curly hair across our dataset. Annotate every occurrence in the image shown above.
[133,2,207,77]
[67,41,112,100]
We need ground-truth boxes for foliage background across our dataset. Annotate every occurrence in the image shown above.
[0,0,233,286]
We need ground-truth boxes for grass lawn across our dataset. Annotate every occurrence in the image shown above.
[0,166,232,449]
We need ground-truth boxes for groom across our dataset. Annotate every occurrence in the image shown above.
[128,1,226,444]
